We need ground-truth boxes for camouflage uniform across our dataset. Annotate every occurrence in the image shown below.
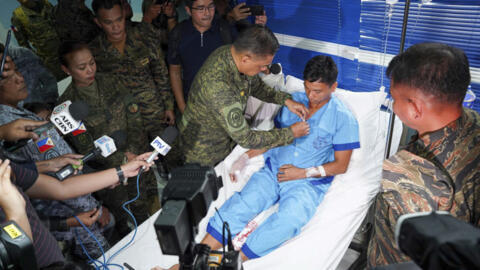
[89,24,174,141]
[11,0,66,81]
[54,0,100,43]
[58,73,158,233]
[179,45,294,166]
[367,108,480,267]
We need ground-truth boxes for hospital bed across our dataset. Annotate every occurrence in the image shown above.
[97,71,403,270]
[193,72,403,270]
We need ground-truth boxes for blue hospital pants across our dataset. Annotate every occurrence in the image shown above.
[207,166,330,258]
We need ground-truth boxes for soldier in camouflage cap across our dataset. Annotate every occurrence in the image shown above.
[89,0,175,143]
[179,25,310,167]
[367,43,480,267]
[57,42,156,235]
[11,0,66,81]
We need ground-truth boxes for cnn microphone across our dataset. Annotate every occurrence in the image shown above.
[44,100,89,135]
[55,130,127,180]
[33,101,89,136]
[145,126,178,164]
[4,101,89,153]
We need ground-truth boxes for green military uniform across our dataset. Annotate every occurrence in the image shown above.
[89,24,174,141]
[367,108,480,267]
[179,45,294,166]
[54,0,100,43]
[11,0,66,81]
[58,73,159,234]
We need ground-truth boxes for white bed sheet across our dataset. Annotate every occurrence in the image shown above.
[192,79,403,269]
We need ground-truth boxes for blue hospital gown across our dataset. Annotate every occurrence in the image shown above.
[207,92,360,258]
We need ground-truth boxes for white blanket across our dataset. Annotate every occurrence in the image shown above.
[192,74,403,270]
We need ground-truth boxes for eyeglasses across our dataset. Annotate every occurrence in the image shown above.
[190,3,215,13]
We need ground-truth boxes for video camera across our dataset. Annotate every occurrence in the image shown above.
[0,220,37,269]
[154,164,242,270]
[375,212,480,270]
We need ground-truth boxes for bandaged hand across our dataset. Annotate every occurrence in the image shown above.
[229,153,249,182]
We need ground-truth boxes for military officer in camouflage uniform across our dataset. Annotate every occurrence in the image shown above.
[367,43,480,267]
[11,0,66,81]
[57,42,157,235]
[89,0,175,142]
[54,0,100,44]
[179,25,310,167]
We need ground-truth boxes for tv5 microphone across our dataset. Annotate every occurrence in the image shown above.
[55,131,126,180]
[146,126,178,164]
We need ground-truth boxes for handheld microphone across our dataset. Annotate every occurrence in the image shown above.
[32,101,89,136]
[55,130,127,180]
[269,63,281,75]
[48,100,89,135]
[145,126,178,164]
[4,101,89,153]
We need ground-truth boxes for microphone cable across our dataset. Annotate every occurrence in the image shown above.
[74,171,143,270]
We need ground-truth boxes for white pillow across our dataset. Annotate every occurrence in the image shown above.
[284,75,305,93]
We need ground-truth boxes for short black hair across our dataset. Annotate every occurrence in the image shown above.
[59,41,90,67]
[185,0,195,8]
[387,42,470,105]
[233,25,279,57]
[92,0,123,15]
[303,55,338,86]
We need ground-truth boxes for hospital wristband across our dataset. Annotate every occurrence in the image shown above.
[305,165,326,178]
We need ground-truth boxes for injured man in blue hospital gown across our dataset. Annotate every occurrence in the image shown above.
[205,79,360,260]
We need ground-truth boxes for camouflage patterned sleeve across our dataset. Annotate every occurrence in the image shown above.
[11,16,31,49]
[250,76,291,105]
[367,192,413,267]
[211,81,294,150]
[151,43,174,111]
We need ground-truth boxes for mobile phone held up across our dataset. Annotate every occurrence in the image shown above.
[241,5,264,16]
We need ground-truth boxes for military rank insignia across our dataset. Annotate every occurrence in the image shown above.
[71,123,87,136]
[140,58,149,66]
[36,137,55,153]
[128,103,139,113]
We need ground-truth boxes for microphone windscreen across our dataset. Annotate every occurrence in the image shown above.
[269,63,281,75]
[69,101,89,121]
[110,130,128,150]
[161,126,178,145]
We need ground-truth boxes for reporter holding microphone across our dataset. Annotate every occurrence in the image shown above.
[0,59,117,260]
[0,152,156,269]
[57,41,160,237]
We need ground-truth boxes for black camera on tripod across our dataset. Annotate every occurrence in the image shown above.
[154,164,242,270]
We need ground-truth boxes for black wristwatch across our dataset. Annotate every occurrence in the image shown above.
[116,166,127,185]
